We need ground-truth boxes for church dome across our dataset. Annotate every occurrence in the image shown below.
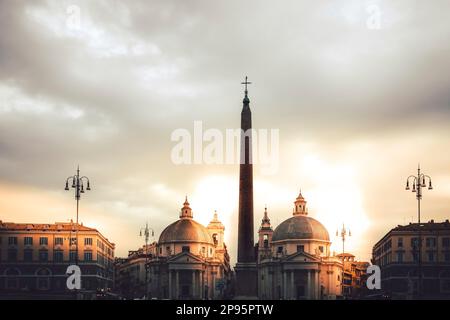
[158,197,213,244]
[272,215,330,242]
[159,219,213,244]
[272,190,330,242]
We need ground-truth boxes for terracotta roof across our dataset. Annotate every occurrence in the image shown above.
[0,221,97,232]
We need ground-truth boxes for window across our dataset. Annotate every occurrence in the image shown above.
[166,246,171,254]
[69,250,77,262]
[36,268,51,290]
[412,252,419,263]
[84,251,93,261]
[445,252,450,262]
[277,246,283,254]
[5,268,19,289]
[54,237,63,245]
[39,250,48,262]
[8,249,17,261]
[319,246,324,253]
[84,238,93,246]
[70,237,77,246]
[263,234,269,248]
[397,252,404,263]
[24,249,33,262]
[24,237,33,245]
[8,237,17,245]
[297,245,304,252]
[411,238,419,249]
[201,247,206,254]
[426,238,436,248]
[39,237,48,246]
[398,237,403,248]
[54,250,64,262]
[182,246,190,253]
[443,238,450,248]
[428,252,435,262]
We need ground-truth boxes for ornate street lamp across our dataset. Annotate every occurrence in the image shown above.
[65,165,91,265]
[336,223,351,298]
[405,164,433,298]
[336,224,351,256]
[140,222,154,299]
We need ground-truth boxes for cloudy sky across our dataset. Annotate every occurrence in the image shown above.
[1,0,449,262]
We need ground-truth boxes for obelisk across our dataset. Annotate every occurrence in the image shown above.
[234,76,258,298]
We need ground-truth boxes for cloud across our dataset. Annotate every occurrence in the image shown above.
[1,0,450,260]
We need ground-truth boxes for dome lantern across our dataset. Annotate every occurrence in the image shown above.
[180,196,193,219]
[293,189,308,216]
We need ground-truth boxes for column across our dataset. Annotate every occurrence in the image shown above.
[283,271,287,299]
[315,270,320,299]
[168,270,172,299]
[197,270,203,300]
[328,271,332,297]
[212,272,216,299]
[175,271,179,299]
[307,270,311,299]
[192,271,196,298]
[290,271,295,300]
[311,270,316,299]
[199,271,203,299]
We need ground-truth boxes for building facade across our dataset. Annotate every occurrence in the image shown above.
[114,243,157,299]
[337,253,370,299]
[117,198,232,299]
[0,221,115,298]
[257,191,343,300]
[372,220,450,299]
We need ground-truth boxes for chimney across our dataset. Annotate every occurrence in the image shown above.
[430,219,434,223]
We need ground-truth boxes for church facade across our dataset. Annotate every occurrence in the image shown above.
[146,198,232,299]
[257,192,343,299]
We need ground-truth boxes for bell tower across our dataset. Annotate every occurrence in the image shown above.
[258,206,273,262]
[207,211,225,250]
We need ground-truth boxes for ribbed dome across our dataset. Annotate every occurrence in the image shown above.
[159,219,213,244]
[272,215,330,242]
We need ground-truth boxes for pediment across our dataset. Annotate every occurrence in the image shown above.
[167,252,204,264]
[284,251,320,263]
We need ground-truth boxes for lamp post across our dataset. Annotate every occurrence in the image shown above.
[405,164,433,299]
[65,166,91,266]
[336,224,351,256]
[336,224,351,298]
[140,222,154,299]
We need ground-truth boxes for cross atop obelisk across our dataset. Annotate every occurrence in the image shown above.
[241,76,251,94]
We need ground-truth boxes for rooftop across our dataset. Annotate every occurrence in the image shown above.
[392,219,450,232]
[0,221,96,232]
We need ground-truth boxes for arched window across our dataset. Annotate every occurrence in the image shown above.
[263,234,269,248]
[5,268,20,290]
[35,268,52,291]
